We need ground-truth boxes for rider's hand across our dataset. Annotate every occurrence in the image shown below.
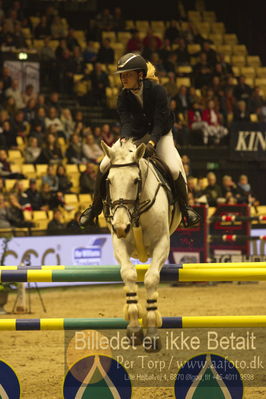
[145,142,156,157]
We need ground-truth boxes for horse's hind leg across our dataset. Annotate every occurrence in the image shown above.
[113,238,144,346]
[143,237,169,352]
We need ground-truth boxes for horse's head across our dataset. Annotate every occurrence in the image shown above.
[101,139,146,238]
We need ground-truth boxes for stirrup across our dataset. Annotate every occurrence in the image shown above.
[182,206,201,228]
[79,206,99,228]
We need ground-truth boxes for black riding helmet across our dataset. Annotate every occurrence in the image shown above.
[113,53,147,77]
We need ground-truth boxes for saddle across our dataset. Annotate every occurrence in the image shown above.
[145,153,175,205]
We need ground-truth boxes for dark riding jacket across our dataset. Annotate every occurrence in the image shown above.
[117,78,174,145]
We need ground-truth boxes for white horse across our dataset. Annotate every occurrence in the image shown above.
[101,139,182,351]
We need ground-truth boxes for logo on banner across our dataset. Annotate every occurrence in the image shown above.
[174,354,243,399]
[63,354,131,398]
[73,238,107,265]
[0,360,20,398]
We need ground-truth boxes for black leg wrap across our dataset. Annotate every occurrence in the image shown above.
[146,306,158,311]
[147,299,157,304]
[126,292,137,297]
[127,300,138,304]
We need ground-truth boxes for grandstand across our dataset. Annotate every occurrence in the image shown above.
[0,0,266,235]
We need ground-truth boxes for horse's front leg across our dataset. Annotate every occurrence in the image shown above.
[143,236,169,352]
[113,236,144,346]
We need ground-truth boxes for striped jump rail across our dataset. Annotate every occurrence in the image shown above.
[210,235,266,242]
[2,267,266,282]
[210,215,266,222]
[0,315,266,330]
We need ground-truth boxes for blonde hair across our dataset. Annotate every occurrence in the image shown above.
[146,61,159,83]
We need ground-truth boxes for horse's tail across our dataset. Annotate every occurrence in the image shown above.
[146,61,159,83]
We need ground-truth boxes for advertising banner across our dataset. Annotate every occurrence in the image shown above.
[230,122,266,161]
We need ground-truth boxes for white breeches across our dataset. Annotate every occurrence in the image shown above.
[100,130,186,182]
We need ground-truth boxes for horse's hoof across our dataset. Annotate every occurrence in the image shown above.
[126,326,144,346]
[144,328,162,352]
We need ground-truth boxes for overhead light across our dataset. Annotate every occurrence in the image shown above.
[18,52,28,60]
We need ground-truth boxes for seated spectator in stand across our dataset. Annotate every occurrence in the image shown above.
[143,28,162,53]
[82,134,104,164]
[236,174,254,204]
[30,121,45,145]
[56,164,72,193]
[216,53,233,76]
[10,181,32,211]
[66,133,86,164]
[5,79,24,109]
[7,193,34,227]
[97,38,115,64]
[149,52,166,77]
[2,120,17,148]
[188,86,203,106]
[101,123,115,146]
[51,15,67,39]
[22,84,36,105]
[23,98,37,124]
[158,39,172,64]
[188,101,210,145]
[34,106,47,131]
[45,107,65,137]
[170,99,190,146]
[249,86,264,114]
[60,108,75,140]
[47,92,61,113]
[38,132,64,164]
[88,63,109,106]
[42,164,59,193]
[200,40,217,67]
[193,52,213,89]
[95,8,113,31]
[0,193,12,228]
[34,15,51,39]
[66,28,80,51]
[203,172,223,206]
[83,40,97,63]
[163,52,178,74]
[257,100,266,122]
[202,99,228,144]
[1,66,12,91]
[26,178,43,210]
[24,136,42,163]
[126,29,143,53]
[67,210,82,231]
[233,75,252,104]
[112,7,125,32]
[221,175,238,203]
[163,72,178,99]
[11,110,28,139]
[79,162,97,194]
[0,149,14,178]
[224,87,236,117]
[233,100,251,122]
[5,96,17,114]
[175,38,190,65]
[174,85,190,114]
[164,20,180,44]
[47,208,66,234]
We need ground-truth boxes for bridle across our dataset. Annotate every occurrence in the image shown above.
[103,159,164,229]
[103,161,142,228]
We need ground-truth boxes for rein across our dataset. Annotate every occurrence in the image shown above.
[103,159,162,227]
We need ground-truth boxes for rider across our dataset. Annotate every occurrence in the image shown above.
[79,52,200,228]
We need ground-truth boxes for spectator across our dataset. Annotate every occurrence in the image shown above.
[126,29,143,53]
[97,38,115,64]
[47,208,66,234]
[143,28,162,52]
[56,164,72,193]
[175,38,190,65]
[193,52,213,89]
[112,7,125,32]
[34,15,51,39]
[174,85,190,114]
[0,80,6,104]
[1,66,12,90]
[79,162,97,194]
[25,178,43,210]
[158,39,172,64]
[163,52,178,74]
[95,8,113,31]
[233,100,251,123]
[10,181,32,211]
[164,20,180,44]
[202,99,228,144]
[40,182,53,210]
[0,149,12,177]
[45,107,64,137]
[249,86,264,114]
[55,38,68,61]
[30,120,45,144]
[216,53,233,76]
[257,100,266,122]
[60,108,75,139]
[47,92,61,112]
[233,75,252,104]
[23,98,37,124]
[38,132,64,164]
[5,79,24,109]
[5,96,16,114]
[67,210,82,231]
[42,164,59,192]
[101,123,115,146]
[221,175,238,203]
[83,40,97,63]
[200,40,217,67]
[0,193,12,228]
[24,136,41,163]
[203,172,223,206]
[66,28,80,51]
[39,37,56,87]
[163,72,179,99]
[82,134,104,163]
[7,193,34,227]
[188,101,210,145]
[66,133,86,164]
[236,174,254,204]
[51,15,67,39]
[22,84,36,105]
[88,63,109,106]
[2,120,17,148]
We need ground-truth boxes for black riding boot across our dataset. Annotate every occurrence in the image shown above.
[174,173,201,227]
[79,170,105,228]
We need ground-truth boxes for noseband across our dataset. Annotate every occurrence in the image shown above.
[103,162,143,227]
